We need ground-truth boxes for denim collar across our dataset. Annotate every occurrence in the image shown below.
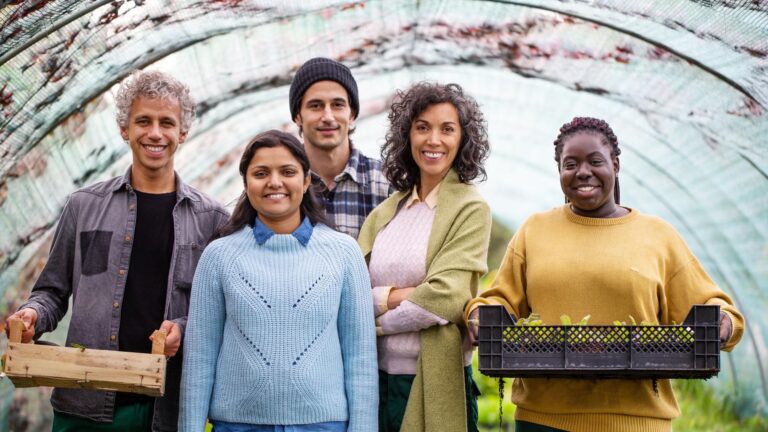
[252,216,313,247]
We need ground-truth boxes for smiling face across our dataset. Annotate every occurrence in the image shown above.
[245,145,311,232]
[409,102,461,192]
[120,96,186,181]
[294,80,354,152]
[559,132,620,218]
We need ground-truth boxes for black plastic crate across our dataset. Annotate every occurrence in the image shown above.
[478,305,720,379]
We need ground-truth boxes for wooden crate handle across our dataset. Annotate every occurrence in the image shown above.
[150,329,167,355]
[8,318,24,343]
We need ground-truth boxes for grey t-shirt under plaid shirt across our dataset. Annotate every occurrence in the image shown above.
[311,147,391,239]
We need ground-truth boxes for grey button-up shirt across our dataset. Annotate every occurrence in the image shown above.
[21,168,228,431]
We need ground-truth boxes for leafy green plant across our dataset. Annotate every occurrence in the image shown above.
[473,361,768,432]
[515,313,543,327]
[473,354,515,431]
[672,379,768,432]
[560,314,591,325]
[501,313,696,347]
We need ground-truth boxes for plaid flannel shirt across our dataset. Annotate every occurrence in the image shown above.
[311,147,391,238]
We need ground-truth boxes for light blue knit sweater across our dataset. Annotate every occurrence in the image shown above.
[179,222,377,431]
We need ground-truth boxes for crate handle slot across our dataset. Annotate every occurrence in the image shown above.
[150,329,167,355]
[682,305,720,325]
[8,318,24,343]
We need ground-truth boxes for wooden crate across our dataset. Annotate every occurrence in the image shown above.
[3,319,167,396]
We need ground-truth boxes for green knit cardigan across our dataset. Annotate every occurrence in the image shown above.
[358,169,491,432]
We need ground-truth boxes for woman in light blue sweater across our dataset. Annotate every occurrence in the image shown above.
[179,130,378,432]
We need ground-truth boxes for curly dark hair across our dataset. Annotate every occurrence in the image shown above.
[553,116,622,204]
[381,82,489,192]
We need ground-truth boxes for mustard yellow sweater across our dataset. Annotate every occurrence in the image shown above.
[466,205,744,432]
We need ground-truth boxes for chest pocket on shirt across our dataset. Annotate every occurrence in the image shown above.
[80,230,112,276]
[173,243,205,287]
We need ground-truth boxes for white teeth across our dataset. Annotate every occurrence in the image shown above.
[424,151,443,158]
[266,194,287,199]
[145,145,164,152]
[577,186,596,192]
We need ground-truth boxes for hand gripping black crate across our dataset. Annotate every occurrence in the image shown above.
[477,305,720,379]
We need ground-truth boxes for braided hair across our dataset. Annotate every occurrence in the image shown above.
[553,117,621,204]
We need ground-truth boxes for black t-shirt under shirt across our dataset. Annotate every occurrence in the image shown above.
[116,190,175,407]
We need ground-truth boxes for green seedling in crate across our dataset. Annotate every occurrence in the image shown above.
[516,313,543,326]
[501,312,694,348]
[504,313,548,345]
[503,313,589,345]
[560,314,591,326]
[558,314,595,346]
[610,316,694,345]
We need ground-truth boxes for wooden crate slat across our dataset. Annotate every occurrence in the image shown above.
[7,343,163,371]
[151,329,167,355]
[6,349,164,381]
[8,376,163,396]
[4,342,166,397]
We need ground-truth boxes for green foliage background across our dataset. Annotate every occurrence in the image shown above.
[472,361,768,432]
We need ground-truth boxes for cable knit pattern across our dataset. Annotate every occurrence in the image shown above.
[179,224,377,431]
[369,200,456,374]
[359,170,492,432]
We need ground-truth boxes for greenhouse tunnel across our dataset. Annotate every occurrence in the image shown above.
[0,0,766,426]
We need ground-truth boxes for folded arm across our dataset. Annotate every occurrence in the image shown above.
[407,200,492,324]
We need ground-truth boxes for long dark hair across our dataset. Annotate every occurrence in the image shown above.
[381,82,489,192]
[216,130,332,239]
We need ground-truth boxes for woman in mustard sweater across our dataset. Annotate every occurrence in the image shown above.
[465,117,744,432]
[358,82,492,432]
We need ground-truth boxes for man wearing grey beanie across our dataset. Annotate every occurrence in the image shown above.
[289,57,390,238]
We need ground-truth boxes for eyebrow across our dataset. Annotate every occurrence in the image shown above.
[414,119,457,125]
[563,151,607,158]
[250,163,300,170]
[133,114,177,123]
[306,97,347,104]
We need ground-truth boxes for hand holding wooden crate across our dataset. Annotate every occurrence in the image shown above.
[3,318,167,396]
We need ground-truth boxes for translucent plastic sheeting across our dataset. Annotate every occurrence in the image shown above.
[0,0,766,418]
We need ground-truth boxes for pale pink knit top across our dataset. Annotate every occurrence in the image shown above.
[369,185,473,374]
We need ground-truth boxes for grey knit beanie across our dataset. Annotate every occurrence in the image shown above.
[289,57,359,120]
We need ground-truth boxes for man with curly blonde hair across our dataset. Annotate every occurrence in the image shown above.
[6,70,228,431]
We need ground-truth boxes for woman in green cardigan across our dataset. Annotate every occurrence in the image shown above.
[358,82,492,432]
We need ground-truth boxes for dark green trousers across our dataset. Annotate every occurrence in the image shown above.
[515,420,568,432]
[52,402,153,432]
[378,365,480,432]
